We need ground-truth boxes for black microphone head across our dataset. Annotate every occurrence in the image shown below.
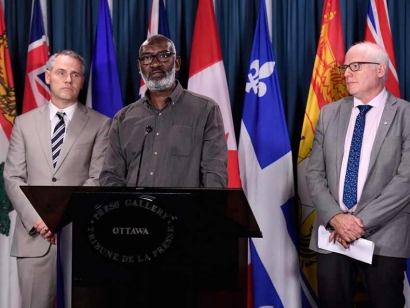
[145,125,153,133]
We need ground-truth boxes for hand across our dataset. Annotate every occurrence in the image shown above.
[33,219,56,244]
[47,234,57,245]
[329,230,351,249]
[34,218,48,234]
[329,213,364,244]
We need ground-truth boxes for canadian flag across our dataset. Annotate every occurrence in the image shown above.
[188,0,241,188]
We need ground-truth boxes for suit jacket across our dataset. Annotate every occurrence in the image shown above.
[4,103,111,257]
[307,93,410,258]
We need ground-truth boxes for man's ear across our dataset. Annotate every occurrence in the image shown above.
[45,70,51,85]
[137,60,142,74]
[174,56,181,72]
[80,76,85,90]
[378,64,387,78]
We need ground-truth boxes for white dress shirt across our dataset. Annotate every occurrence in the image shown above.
[49,102,77,137]
[339,89,387,212]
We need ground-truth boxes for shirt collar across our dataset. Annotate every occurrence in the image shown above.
[142,80,184,108]
[353,88,387,110]
[49,101,77,121]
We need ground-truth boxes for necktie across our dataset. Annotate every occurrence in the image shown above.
[52,111,66,169]
[343,105,372,209]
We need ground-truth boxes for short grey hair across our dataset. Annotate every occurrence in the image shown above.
[46,50,86,75]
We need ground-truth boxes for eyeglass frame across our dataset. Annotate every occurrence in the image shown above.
[138,51,176,65]
[338,62,380,74]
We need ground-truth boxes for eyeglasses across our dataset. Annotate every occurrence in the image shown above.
[138,52,175,65]
[338,62,380,74]
[53,69,83,81]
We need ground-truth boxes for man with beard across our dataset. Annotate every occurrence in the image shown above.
[99,34,228,188]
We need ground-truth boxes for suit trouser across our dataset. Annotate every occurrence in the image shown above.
[317,252,406,308]
[17,244,57,308]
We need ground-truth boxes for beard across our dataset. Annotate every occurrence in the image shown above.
[141,67,176,92]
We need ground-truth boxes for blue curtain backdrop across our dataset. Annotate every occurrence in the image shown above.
[4,0,410,165]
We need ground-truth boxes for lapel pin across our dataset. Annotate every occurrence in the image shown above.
[384,122,388,125]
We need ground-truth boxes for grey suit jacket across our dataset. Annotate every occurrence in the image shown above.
[307,93,410,258]
[4,103,111,257]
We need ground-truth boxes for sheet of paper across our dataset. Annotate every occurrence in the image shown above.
[318,225,375,264]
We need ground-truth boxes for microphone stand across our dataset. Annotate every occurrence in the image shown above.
[136,125,153,187]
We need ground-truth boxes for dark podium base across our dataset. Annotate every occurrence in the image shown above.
[71,234,248,307]
[72,241,248,308]
[21,187,260,308]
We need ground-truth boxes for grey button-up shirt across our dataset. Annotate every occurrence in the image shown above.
[100,81,228,188]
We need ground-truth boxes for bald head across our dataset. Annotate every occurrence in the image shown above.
[346,42,389,83]
[139,34,176,56]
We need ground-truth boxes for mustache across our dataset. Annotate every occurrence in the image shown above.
[149,69,166,76]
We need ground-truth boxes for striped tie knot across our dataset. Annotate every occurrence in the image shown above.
[52,111,66,169]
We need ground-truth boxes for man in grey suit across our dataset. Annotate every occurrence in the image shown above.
[4,50,111,308]
[307,41,410,308]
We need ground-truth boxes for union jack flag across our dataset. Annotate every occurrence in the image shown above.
[22,0,50,113]
[364,0,400,98]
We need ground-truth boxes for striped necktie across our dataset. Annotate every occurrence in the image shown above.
[343,105,372,209]
[52,111,66,169]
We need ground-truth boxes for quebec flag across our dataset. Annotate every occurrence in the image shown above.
[238,0,301,307]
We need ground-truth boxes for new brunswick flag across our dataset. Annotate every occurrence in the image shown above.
[0,3,20,308]
[0,0,17,236]
[297,0,348,306]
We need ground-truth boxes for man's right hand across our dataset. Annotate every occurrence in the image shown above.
[33,218,57,245]
[329,213,364,244]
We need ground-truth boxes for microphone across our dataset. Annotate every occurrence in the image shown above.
[145,125,153,134]
[136,125,153,187]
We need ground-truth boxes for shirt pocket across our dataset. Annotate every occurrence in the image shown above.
[169,125,193,157]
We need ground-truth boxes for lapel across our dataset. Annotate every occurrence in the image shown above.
[35,104,54,173]
[54,103,89,173]
[336,97,353,181]
[368,93,397,173]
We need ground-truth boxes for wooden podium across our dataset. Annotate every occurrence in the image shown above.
[22,186,261,308]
